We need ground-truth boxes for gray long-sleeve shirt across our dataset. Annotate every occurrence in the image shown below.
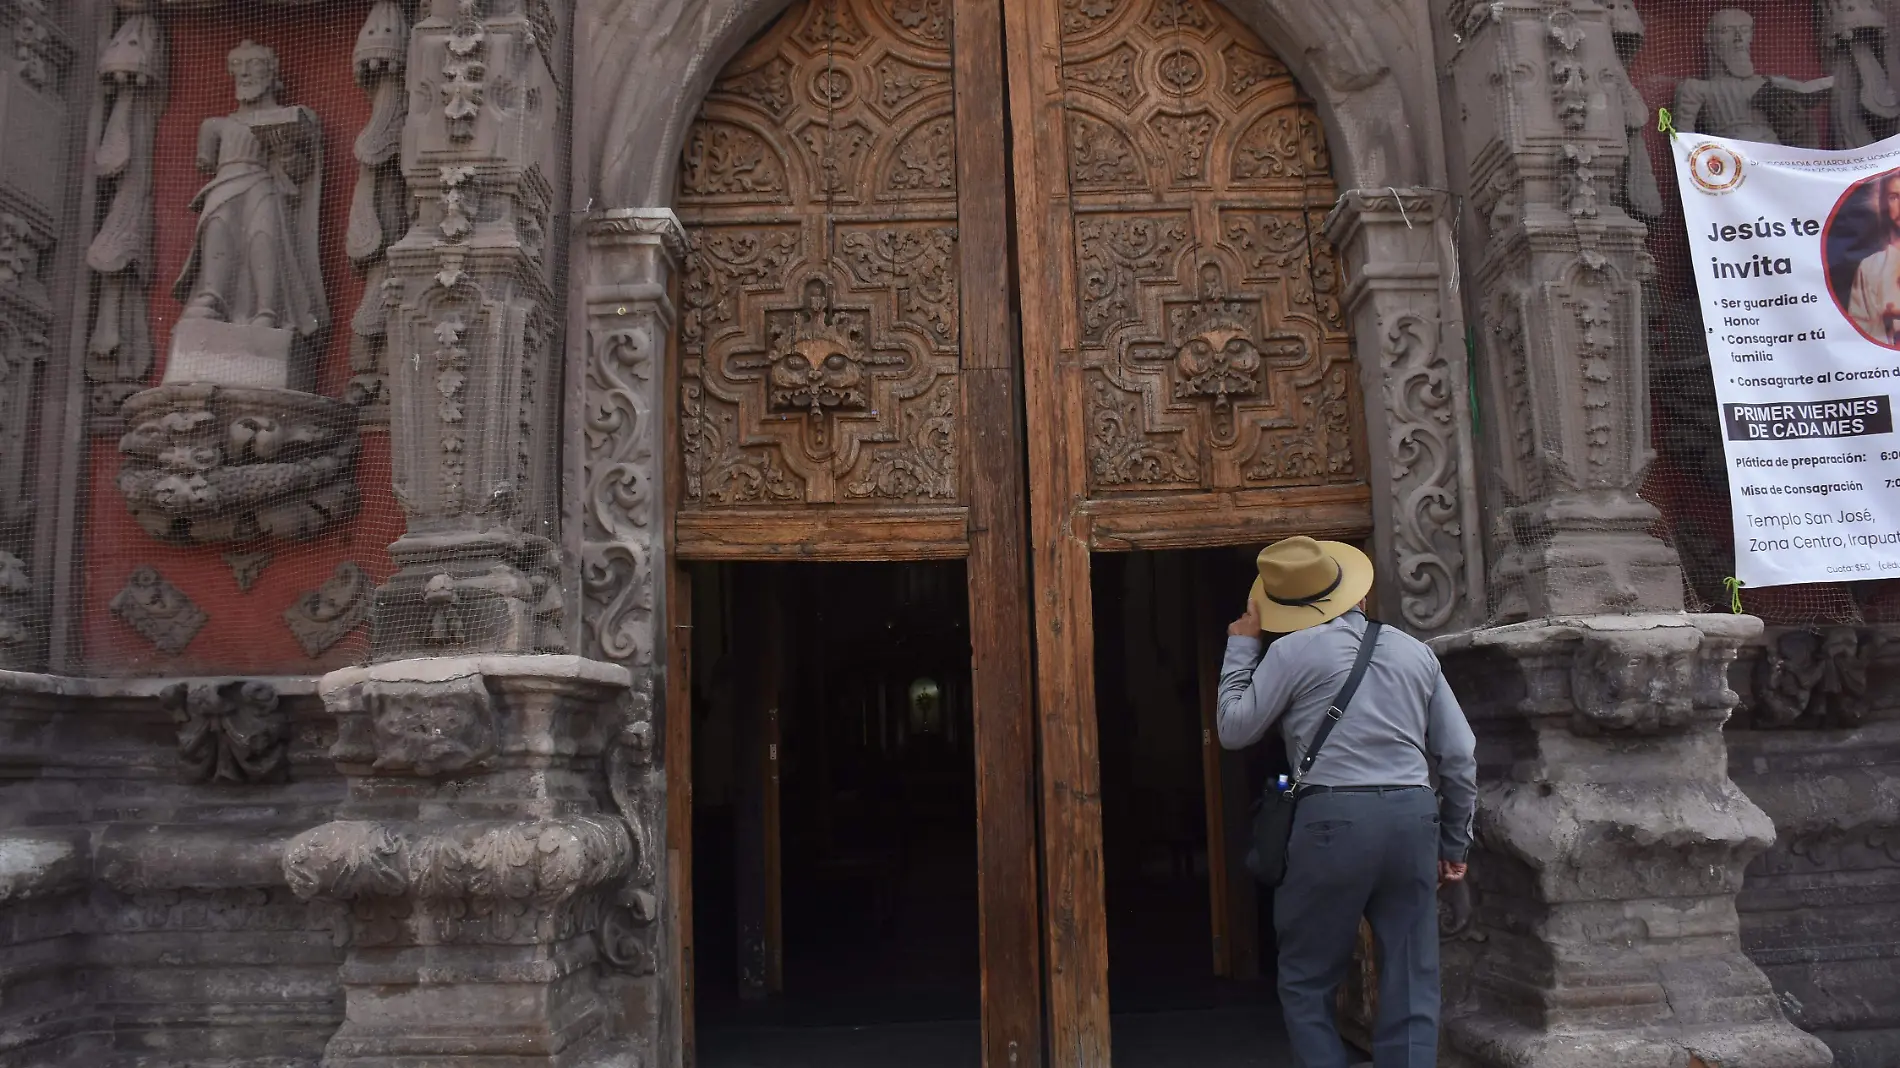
[1217,609,1479,861]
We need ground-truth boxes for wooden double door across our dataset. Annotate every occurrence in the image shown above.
[665,0,1372,1059]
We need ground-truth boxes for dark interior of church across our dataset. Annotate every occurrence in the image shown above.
[690,553,1297,1066]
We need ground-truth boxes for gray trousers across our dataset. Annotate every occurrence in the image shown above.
[1273,786,1440,1068]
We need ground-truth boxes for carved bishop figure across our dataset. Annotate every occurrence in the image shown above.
[1675,9,1832,146]
[169,40,327,389]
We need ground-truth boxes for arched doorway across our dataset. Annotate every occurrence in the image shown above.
[666,0,1368,1060]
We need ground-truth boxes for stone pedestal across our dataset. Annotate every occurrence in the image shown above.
[162,319,296,390]
[116,383,360,545]
[284,656,646,1067]
[1433,614,1832,1068]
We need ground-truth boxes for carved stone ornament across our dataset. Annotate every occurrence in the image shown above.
[0,550,31,664]
[1821,0,1900,149]
[365,674,497,777]
[169,39,329,392]
[678,0,961,507]
[1751,626,1883,728]
[1602,0,1660,219]
[86,6,164,418]
[222,548,272,591]
[283,561,371,657]
[109,566,207,654]
[116,384,360,544]
[1675,8,1832,147]
[158,678,288,784]
[282,815,633,943]
[369,0,567,659]
[344,0,411,419]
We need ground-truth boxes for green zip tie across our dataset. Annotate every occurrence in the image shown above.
[1657,107,1676,137]
[1722,576,1744,614]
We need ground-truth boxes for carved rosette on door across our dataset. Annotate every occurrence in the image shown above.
[1061,0,1363,498]
[677,0,961,509]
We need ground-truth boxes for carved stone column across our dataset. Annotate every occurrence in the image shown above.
[284,656,643,1067]
[1325,189,1484,636]
[569,207,684,1051]
[1435,3,1831,1065]
[0,0,74,670]
[1451,0,1679,622]
[1436,615,1831,1068]
[374,0,567,660]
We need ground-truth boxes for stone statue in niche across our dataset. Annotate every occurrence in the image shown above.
[115,39,359,548]
[169,39,328,392]
[1603,0,1661,219]
[1675,9,1833,147]
[1820,0,1900,148]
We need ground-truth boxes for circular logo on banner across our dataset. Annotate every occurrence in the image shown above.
[1688,142,1746,194]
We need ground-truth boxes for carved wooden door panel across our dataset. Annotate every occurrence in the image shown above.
[1000,0,1371,1057]
[1056,0,1368,549]
[675,0,967,559]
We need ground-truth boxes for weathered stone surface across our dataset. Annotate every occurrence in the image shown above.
[1434,615,1832,1068]
[1727,626,1900,1067]
[0,670,343,1067]
[287,655,645,1066]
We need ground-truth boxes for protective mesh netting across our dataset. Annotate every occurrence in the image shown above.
[1632,0,1900,623]
[27,0,563,676]
[25,0,1899,682]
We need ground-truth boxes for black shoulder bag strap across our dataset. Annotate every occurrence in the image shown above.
[1290,618,1383,791]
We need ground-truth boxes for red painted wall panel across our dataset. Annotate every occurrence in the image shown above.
[82,3,404,674]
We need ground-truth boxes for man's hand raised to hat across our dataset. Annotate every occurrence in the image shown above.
[1228,601,1263,638]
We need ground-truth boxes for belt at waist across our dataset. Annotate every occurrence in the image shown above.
[1297,784,1428,797]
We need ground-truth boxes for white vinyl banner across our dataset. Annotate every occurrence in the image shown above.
[1673,130,1900,588]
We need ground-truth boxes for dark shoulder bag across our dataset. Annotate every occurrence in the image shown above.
[1244,619,1382,887]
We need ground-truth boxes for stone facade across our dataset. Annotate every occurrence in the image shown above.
[0,1,1894,1067]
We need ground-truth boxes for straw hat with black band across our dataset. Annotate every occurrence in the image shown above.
[1247,536,1375,634]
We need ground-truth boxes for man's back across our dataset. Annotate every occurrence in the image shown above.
[1217,609,1476,839]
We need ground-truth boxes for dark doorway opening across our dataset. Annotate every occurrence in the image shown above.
[691,560,981,1068]
[1093,547,1294,1066]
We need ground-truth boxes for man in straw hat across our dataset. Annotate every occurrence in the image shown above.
[1217,536,1477,1068]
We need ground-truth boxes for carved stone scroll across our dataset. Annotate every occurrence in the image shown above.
[86,5,164,420]
[677,0,962,510]
[1324,191,1481,634]
[374,0,568,660]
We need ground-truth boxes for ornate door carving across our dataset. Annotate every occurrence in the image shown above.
[1058,0,1368,547]
[676,0,963,552]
